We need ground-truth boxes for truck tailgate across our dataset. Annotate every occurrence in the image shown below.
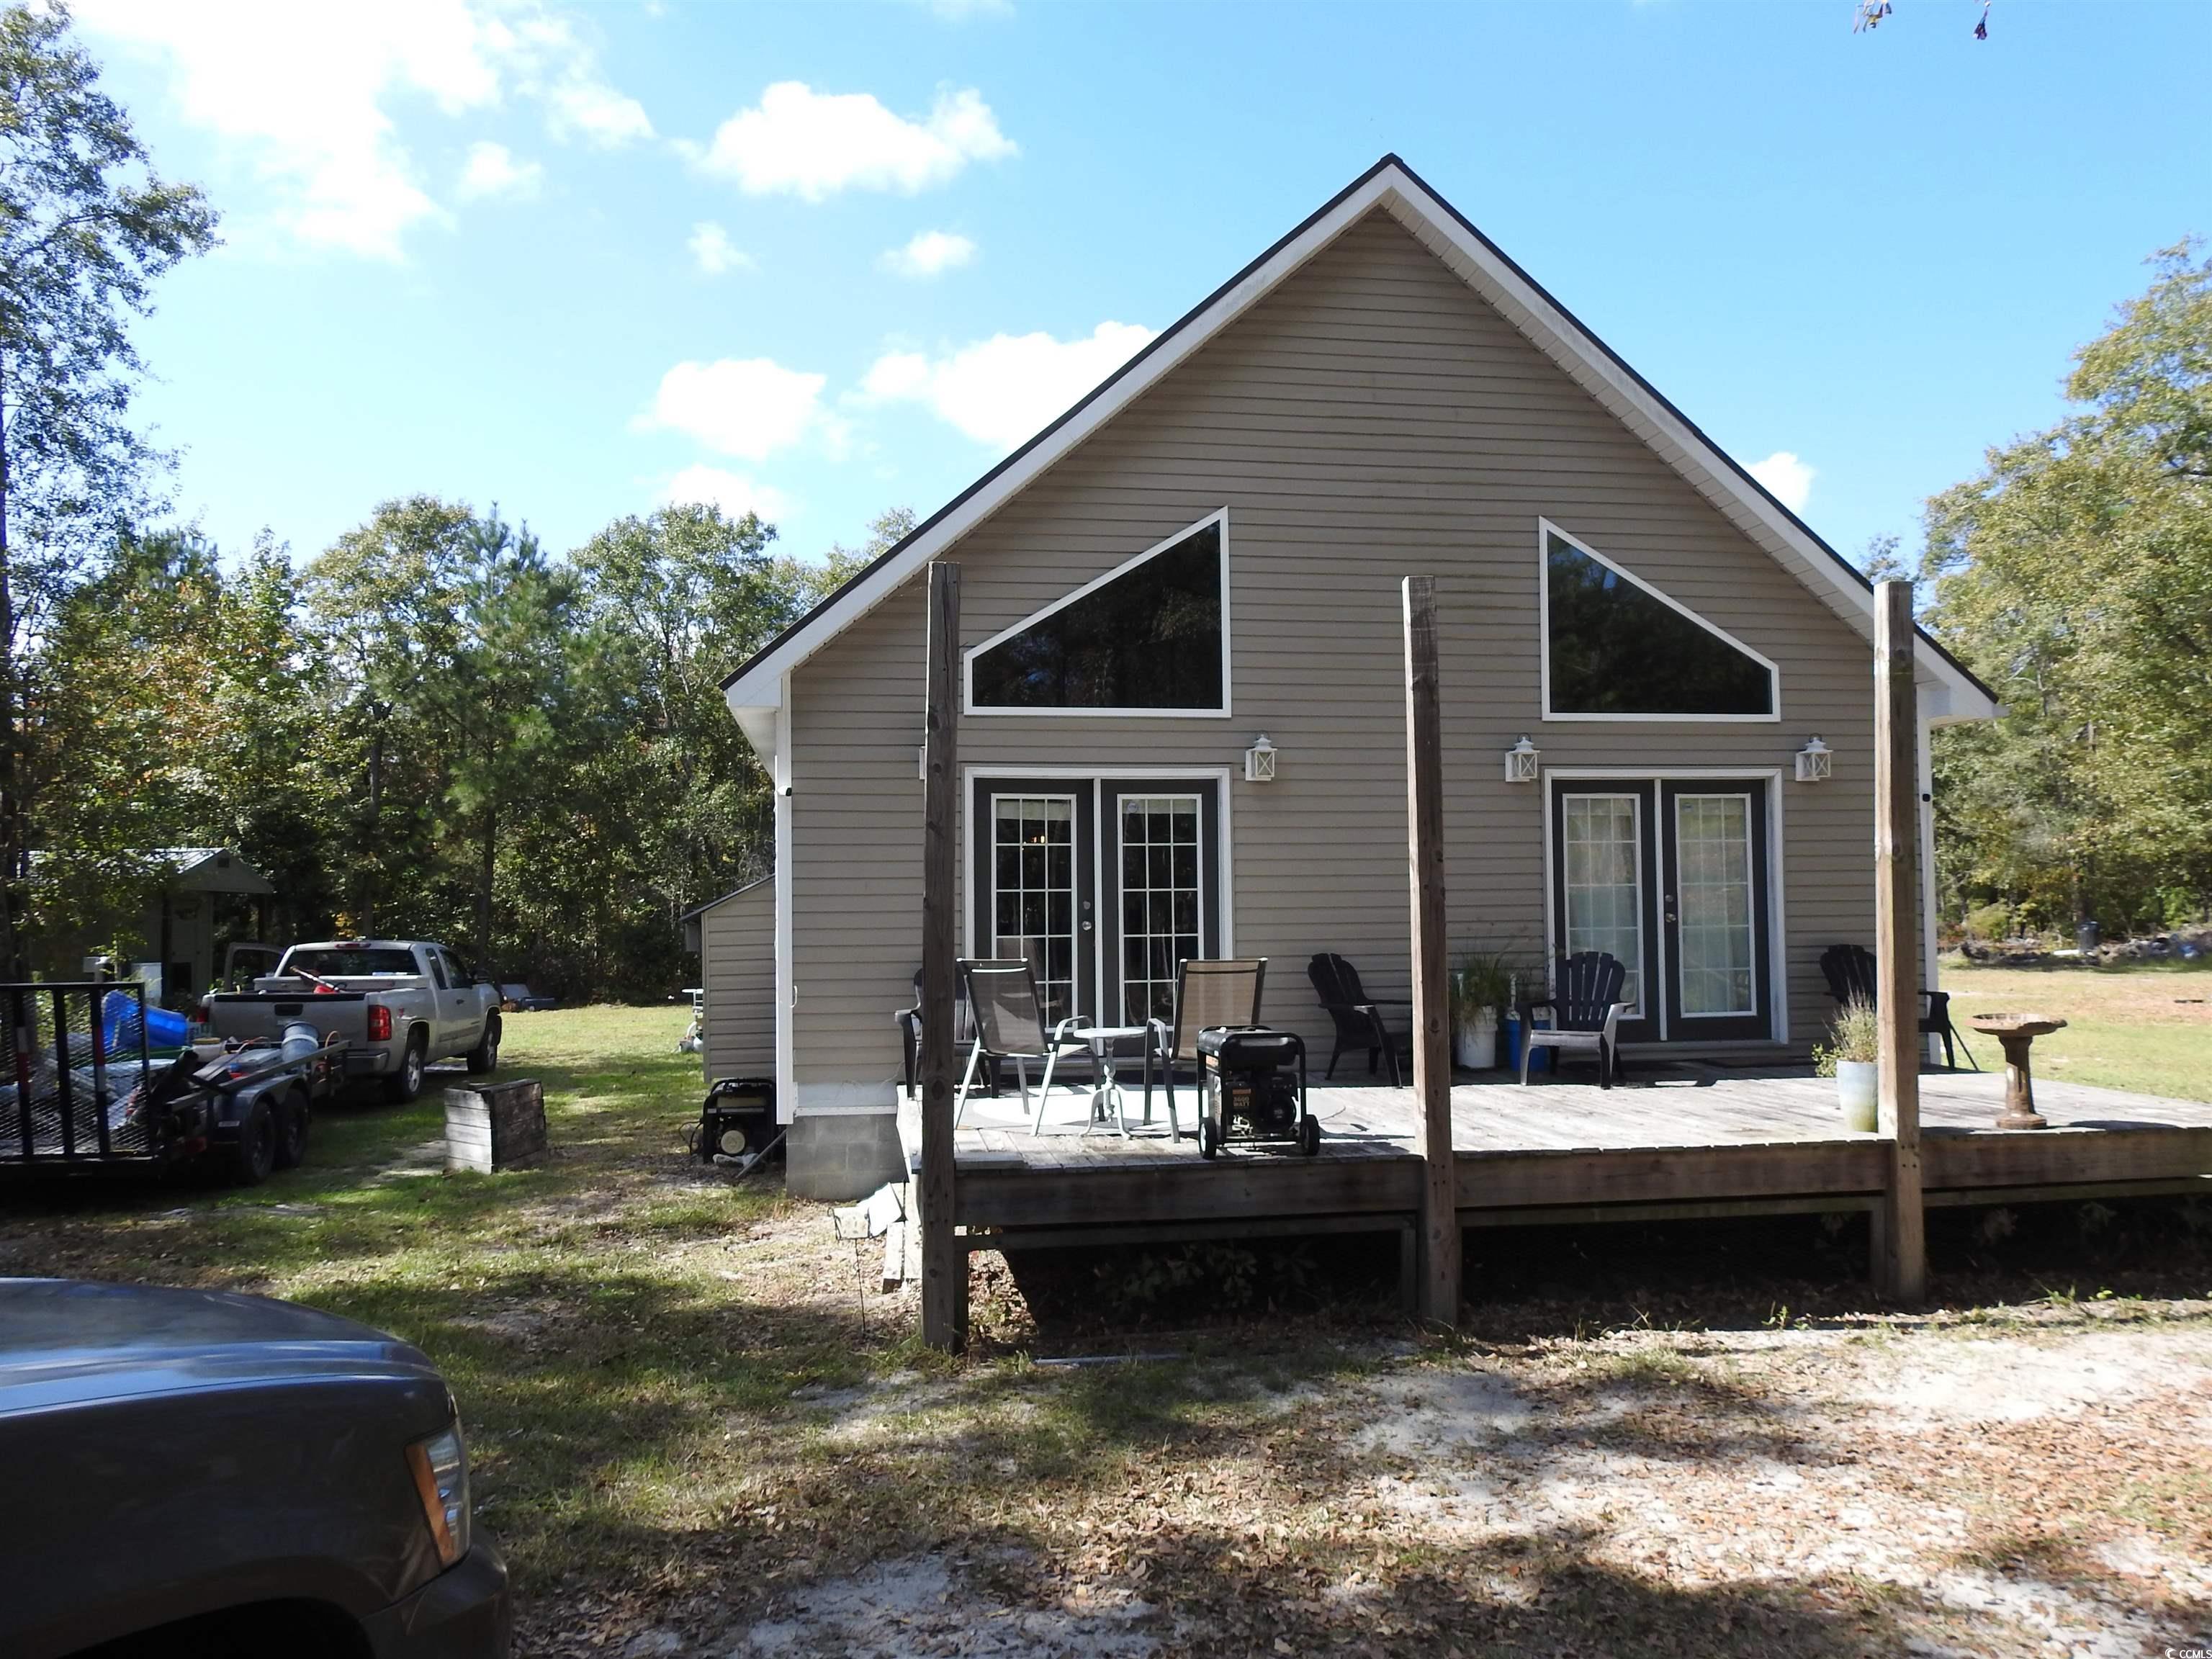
[204,992,372,1047]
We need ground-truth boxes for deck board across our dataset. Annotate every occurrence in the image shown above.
[910,1063,2212,1234]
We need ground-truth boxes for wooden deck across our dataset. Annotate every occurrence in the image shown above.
[900,1062,2212,1250]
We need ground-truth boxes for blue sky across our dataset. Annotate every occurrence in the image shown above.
[75,0,2211,573]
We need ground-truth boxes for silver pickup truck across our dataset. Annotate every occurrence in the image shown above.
[204,941,503,1102]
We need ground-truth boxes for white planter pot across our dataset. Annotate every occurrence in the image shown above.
[1455,1010,1499,1071]
[1837,1059,1879,1133]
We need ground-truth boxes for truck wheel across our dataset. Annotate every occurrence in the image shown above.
[385,1033,427,1104]
[273,1089,310,1169]
[230,1102,276,1186]
[464,1017,501,1076]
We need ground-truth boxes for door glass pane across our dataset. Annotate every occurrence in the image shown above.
[1675,793,1755,1016]
[1118,793,1202,1025]
[1563,795,1642,1013]
[992,796,1076,1023]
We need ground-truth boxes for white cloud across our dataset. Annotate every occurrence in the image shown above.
[639,359,828,462]
[688,221,752,276]
[860,322,1157,451]
[456,140,541,201]
[661,464,791,523]
[512,13,653,148]
[691,82,1015,200]
[75,0,649,259]
[881,229,976,279]
[1746,450,1815,512]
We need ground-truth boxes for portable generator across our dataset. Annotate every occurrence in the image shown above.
[696,1076,780,1168]
[1195,1025,1319,1159]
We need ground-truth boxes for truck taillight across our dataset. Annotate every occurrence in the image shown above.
[367,1004,392,1042]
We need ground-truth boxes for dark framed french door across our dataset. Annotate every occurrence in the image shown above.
[1548,775,1775,1043]
[1658,779,1773,1041]
[969,774,1223,1029]
[1549,780,1661,1043]
[1100,780,1223,1027]
[970,778,1095,1028]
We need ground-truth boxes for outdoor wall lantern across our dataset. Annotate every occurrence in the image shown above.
[1504,735,1540,783]
[1794,735,1833,783]
[1244,733,1277,783]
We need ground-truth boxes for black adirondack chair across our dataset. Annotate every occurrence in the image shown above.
[1307,953,1413,1085]
[1517,952,1629,1087]
[1817,943,1978,1070]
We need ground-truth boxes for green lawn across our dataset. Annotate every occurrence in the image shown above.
[1938,957,2212,1101]
[4,997,2209,1658]
[0,1007,1370,1647]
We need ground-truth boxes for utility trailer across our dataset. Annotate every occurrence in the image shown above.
[1,981,338,1185]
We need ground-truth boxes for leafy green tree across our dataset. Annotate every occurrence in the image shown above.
[302,495,477,935]
[0,3,216,971]
[1923,240,2212,932]
[432,512,592,968]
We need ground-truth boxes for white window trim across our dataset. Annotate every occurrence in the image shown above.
[1557,788,1649,1022]
[982,788,1084,1019]
[1537,517,1782,724]
[1540,766,1790,1045]
[1669,789,1761,1020]
[961,765,1235,1029]
[961,509,1232,719]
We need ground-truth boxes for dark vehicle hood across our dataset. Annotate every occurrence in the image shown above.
[0,1279,440,1417]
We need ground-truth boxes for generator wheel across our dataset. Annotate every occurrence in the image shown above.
[1299,1113,1321,1157]
[1198,1118,1219,1160]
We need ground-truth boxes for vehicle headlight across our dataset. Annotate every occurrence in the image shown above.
[405,1419,471,1569]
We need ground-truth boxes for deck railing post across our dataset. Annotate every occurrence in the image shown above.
[1403,577,1461,1328]
[1873,578,1927,1303]
[920,560,966,1350]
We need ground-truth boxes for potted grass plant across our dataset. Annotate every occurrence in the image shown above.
[1814,996,1881,1132]
[1451,948,1514,1071]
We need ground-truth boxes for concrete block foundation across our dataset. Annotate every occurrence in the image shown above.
[785,1111,906,1202]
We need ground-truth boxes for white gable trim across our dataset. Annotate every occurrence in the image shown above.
[724,156,1997,739]
[961,508,1231,718]
[1537,518,1781,724]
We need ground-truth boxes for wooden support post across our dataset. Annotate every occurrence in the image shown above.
[1402,577,1461,1328]
[1873,578,1927,1303]
[919,561,966,1351]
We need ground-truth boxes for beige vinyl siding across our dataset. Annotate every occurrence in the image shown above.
[700,881,775,1084]
[787,209,1889,1088]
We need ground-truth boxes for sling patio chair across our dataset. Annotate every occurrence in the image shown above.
[1818,943,1979,1070]
[1148,957,1267,1142]
[953,958,1096,1130]
[1307,953,1413,1085]
[1517,951,1629,1088]
[896,968,992,1101]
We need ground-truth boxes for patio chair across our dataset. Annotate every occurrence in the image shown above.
[1818,943,1979,1070]
[1517,951,1629,1088]
[953,958,1095,1130]
[896,969,992,1101]
[1148,957,1267,1141]
[1307,953,1413,1085]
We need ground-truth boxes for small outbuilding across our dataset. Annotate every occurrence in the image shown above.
[680,876,775,1086]
[138,848,276,1006]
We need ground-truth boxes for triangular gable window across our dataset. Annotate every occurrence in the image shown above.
[1542,522,1778,719]
[966,513,1228,714]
